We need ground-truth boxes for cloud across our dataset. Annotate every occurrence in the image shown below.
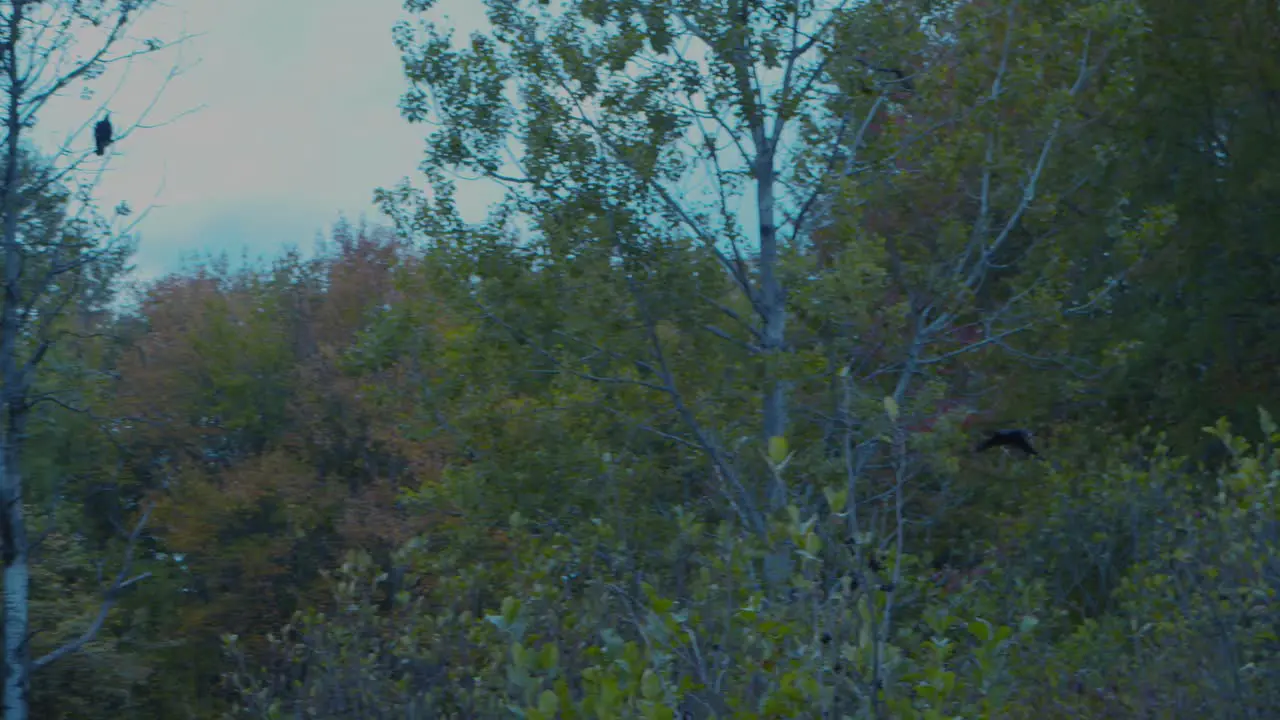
[33,0,502,283]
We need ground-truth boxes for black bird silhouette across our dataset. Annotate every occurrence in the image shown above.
[94,113,113,156]
[975,429,1038,456]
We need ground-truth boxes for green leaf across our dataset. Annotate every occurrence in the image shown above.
[641,668,662,700]
[883,395,899,421]
[824,486,848,514]
[768,435,789,464]
[537,689,559,714]
[968,618,992,643]
[804,532,823,556]
[1259,406,1277,437]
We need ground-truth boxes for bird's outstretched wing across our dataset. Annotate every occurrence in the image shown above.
[1009,433,1038,455]
[975,429,1039,456]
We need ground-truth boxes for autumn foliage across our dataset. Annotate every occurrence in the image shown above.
[16,0,1280,716]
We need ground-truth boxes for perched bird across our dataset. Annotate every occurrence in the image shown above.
[975,429,1039,456]
[94,113,113,156]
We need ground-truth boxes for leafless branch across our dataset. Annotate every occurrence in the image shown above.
[33,502,154,670]
[625,270,765,535]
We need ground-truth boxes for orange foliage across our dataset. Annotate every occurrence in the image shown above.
[112,222,468,656]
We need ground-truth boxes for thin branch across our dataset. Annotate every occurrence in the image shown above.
[33,502,154,670]
[916,323,1033,365]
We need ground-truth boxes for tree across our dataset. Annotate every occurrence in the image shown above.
[363,1,1169,712]
[1078,0,1280,452]
[388,0,921,532]
[383,0,1151,589]
[90,223,472,714]
[0,2,189,717]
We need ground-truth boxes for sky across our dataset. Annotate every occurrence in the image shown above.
[34,0,501,282]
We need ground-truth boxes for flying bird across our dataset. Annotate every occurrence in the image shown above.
[975,429,1038,456]
[94,113,113,156]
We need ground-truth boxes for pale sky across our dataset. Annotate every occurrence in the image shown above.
[31,0,788,285]
[35,0,501,281]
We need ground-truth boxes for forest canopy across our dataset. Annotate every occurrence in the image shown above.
[4,0,1279,717]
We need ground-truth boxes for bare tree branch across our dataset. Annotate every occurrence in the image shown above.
[32,502,153,670]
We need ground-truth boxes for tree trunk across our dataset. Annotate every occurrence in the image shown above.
[0,428,28,720]
[756,147,787,511]
[1,2,30,715]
